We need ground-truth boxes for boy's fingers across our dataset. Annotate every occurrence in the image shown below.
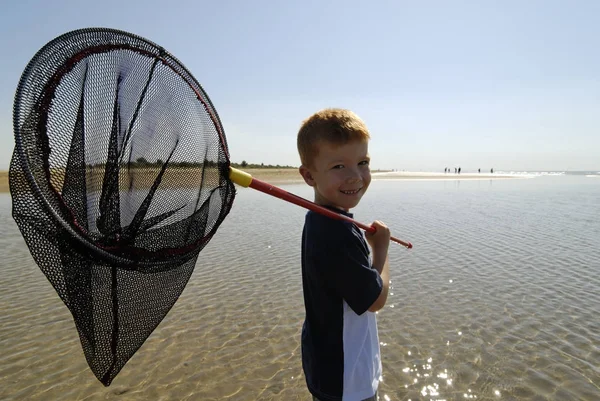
[371,221,390,233]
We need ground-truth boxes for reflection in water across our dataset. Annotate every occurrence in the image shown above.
[398,353,459,401]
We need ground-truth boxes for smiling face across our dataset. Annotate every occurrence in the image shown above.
[300,139,371,212]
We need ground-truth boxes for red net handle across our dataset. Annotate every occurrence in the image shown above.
[229,167,413,249]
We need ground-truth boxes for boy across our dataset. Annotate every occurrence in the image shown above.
[297,108,391,401]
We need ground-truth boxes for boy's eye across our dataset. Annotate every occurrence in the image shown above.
[359,160,370,166]
[332,164,344,170]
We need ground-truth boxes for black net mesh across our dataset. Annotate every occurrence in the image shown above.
[10,28,236,386]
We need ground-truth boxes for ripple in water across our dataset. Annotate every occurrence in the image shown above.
[1,176,599,400]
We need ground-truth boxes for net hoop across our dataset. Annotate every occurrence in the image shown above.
[12,27,233,270]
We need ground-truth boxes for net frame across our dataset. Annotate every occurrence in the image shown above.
[12,27,235,269]
[10,27,236,386]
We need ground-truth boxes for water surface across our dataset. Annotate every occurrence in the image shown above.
[1,175,598,400]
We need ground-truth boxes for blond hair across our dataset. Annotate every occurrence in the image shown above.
[297,108,370,168]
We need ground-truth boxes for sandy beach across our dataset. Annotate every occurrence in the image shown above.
[0,168,524,194]
[0,168,305,194]
[371,171,522,180]
[0,171,8,193]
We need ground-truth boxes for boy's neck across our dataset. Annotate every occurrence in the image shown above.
[314,199,353,215]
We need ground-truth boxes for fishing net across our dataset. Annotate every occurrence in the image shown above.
[10,28,236,386]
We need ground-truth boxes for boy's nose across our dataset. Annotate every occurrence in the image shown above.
[345,168,363,183]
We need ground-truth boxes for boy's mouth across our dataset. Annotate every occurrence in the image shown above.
[340,188,361,195]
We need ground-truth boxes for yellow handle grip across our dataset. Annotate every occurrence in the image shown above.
[229,167,253,187]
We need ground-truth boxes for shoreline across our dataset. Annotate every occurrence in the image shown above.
[371,171,524,181]
[0,168,525,194]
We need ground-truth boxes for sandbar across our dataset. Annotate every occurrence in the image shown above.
[0,168,524,194]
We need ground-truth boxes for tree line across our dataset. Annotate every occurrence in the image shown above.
[86,158,296,169]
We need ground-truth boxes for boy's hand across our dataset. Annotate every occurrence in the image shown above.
[365,220,390,254]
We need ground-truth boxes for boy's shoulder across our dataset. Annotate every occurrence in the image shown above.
[304,210,365,247]
[305,209,352,233]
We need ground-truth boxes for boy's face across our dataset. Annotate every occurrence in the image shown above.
[300,139,371,212]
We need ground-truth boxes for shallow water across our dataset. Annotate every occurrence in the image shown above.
[1,175,599,400]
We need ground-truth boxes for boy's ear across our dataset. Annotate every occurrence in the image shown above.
[299,165,315,187]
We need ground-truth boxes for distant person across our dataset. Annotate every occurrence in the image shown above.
[454,167,457,173]
[491,168,494,174]
[444,167,447,173]
[478,168,480,173]
[297,108,390,401]
[458,167,461,174]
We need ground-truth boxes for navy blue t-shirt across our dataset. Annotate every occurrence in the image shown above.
[301,208,383,401]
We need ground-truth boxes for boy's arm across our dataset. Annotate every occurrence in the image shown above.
[366,221,390,312]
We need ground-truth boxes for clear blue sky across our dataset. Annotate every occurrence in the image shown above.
[1,0,598,172]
